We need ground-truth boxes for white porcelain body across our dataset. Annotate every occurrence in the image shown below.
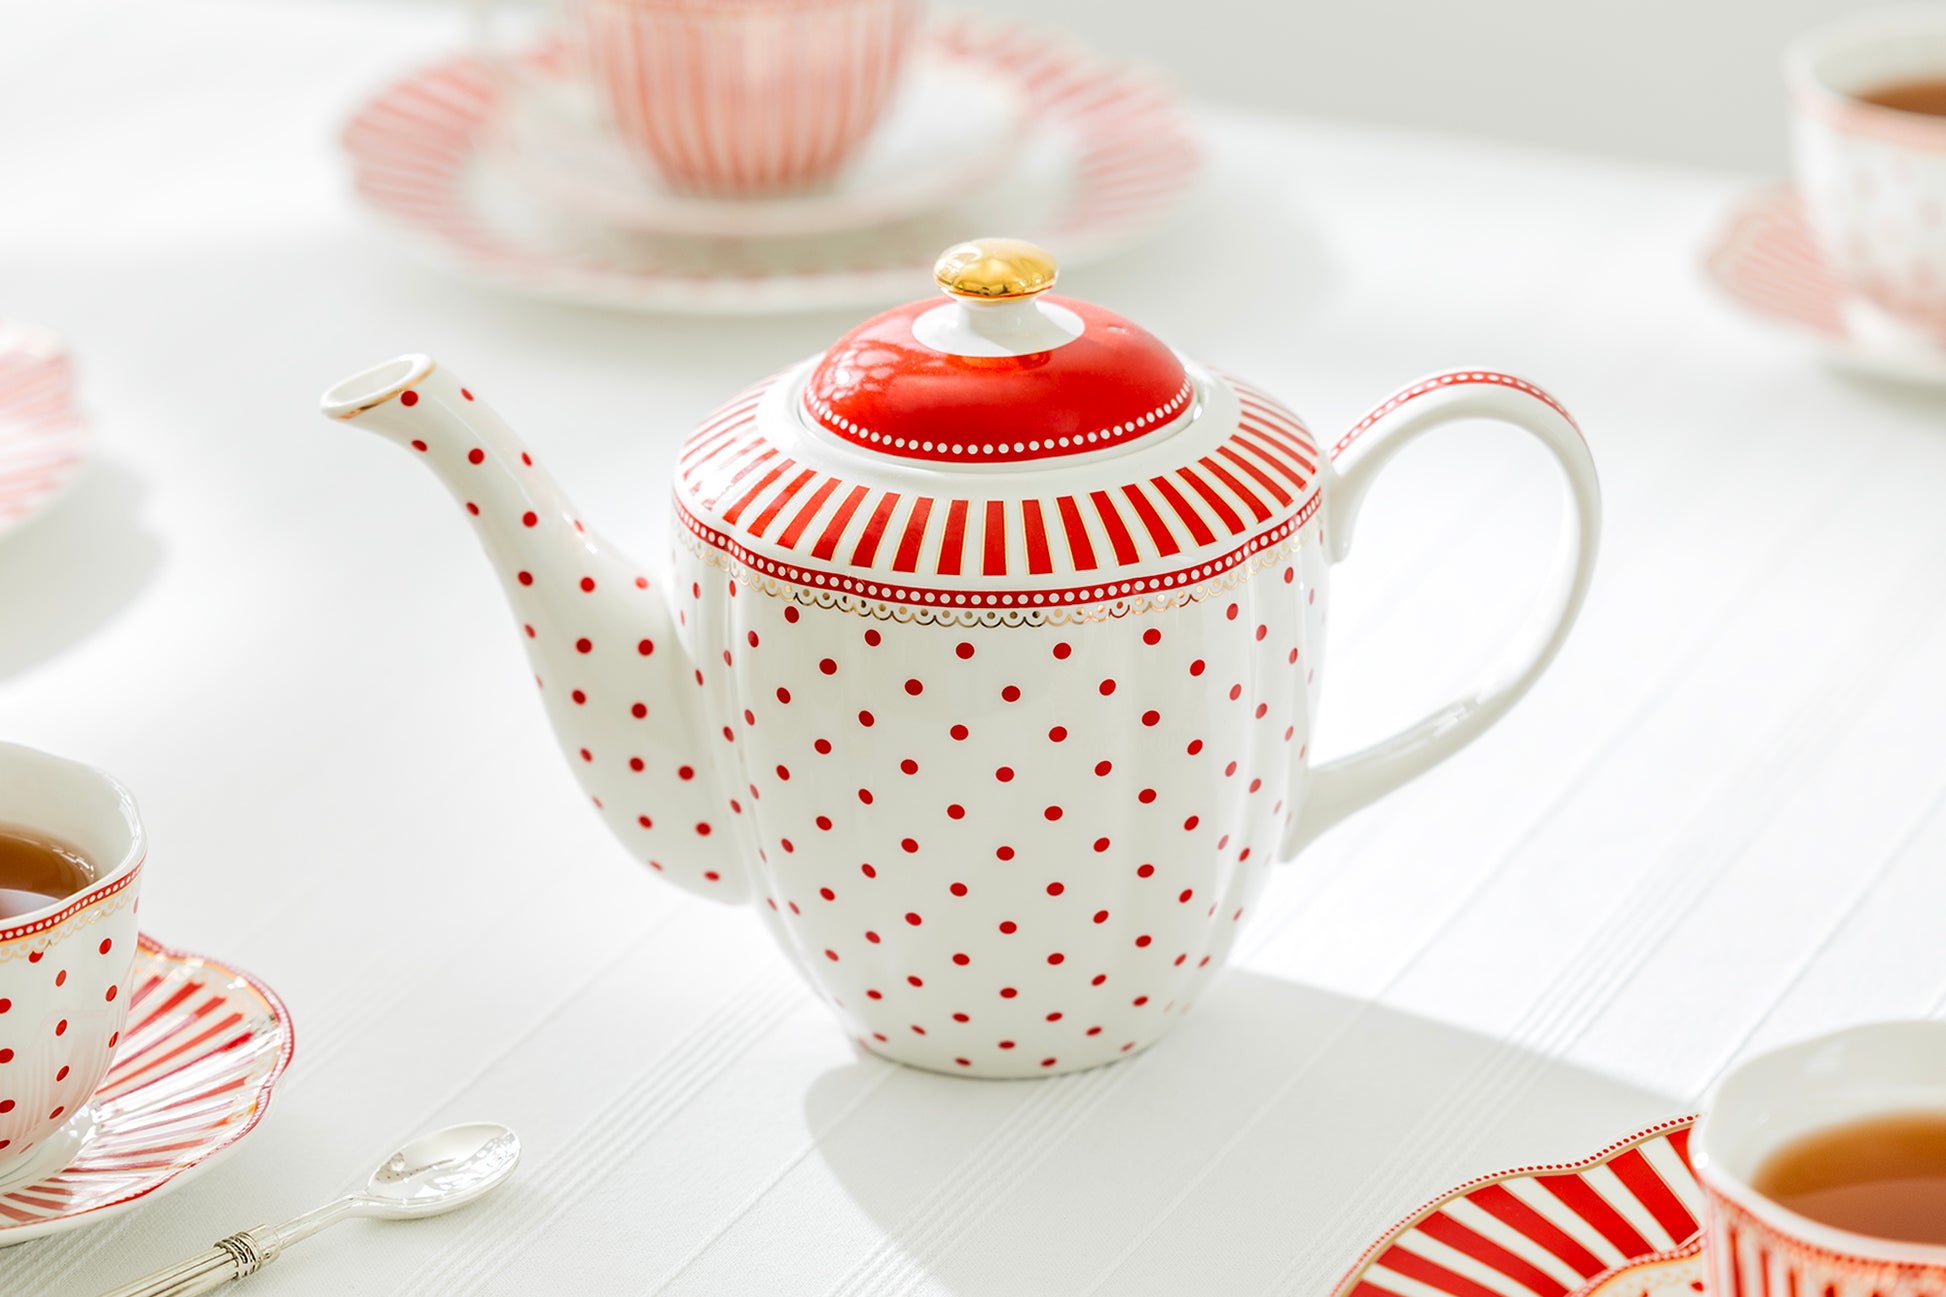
[666,485,1328,1075]
[1788,6,1946,345]
[1696,1021,1946,1294]
[0,743,143,1177]
[322,355,1598,1076]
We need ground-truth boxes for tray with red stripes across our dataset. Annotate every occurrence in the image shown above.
[1332,1118,1707,1297]
[0,934,292,1245]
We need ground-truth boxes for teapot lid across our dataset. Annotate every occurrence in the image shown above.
[802,239,1193,465]
[673,238,1322,618]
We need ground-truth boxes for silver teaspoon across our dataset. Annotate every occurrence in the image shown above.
[98,1123,520,1297]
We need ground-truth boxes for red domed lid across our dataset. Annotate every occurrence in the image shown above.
[802,239,1193,465]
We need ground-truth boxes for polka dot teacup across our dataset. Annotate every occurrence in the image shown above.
[0,743,142,1182]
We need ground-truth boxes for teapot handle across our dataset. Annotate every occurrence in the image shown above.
[1282,371,1601,855]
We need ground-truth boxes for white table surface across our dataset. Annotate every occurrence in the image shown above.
[7,3,1946,1294]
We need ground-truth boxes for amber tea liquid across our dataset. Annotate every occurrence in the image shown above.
[1753,1110,1946,1246]
[0,825,96,920]
[1858,76,1946,118]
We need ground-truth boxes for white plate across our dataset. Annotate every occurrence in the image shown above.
[341,16,1203,315]
[486,45,1026,239]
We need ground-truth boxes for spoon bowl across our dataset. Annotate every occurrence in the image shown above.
[98,1122,522,1297]
[359,1122,522,1219]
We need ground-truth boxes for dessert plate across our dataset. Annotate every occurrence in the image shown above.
[1331,1117,1704,1297]
[0,324,88,540]
[341,16,1202,314]
[0,934,293,1245]
[486,44,1027,239]
[1705,189,1946,386]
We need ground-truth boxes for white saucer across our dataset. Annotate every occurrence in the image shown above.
[341,16,1203,315]
[0,935,293,1246]
[0,324,88,541]
[1705,189,1946,387]
[486,45,1026,239]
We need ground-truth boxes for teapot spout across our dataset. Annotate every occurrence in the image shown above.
[318,355,745,902]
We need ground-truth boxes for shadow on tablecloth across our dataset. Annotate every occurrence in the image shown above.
[0,460,161,682]
[803,969,1678,1296]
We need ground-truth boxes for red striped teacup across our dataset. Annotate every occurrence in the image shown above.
[569,0,920,198]
[1697,1022,1946,1297]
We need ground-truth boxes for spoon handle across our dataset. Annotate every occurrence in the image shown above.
[95,1228,279,1297]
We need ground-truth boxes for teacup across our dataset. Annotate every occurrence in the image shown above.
[0,742,143,1185]
[1788,6,1946,347]
[1696,1021,1946,1294]
[567,0,920,197]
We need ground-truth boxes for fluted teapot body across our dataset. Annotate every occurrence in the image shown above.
[320,239,1600,1077]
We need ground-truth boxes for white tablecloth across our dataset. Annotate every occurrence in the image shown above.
[6,3,1946,1294]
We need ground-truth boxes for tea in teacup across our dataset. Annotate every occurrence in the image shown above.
[0,824,96,919]
[1698,1023,1946,1297]
[1859,76,1946,117]
[1753,1111,1946,1246]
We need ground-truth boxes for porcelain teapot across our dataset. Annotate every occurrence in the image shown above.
[319,239,1600,1077]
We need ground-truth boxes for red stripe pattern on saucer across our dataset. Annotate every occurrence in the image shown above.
[0,329,86,535]
[1706,192,1847,338]
[339,16,1201,309]
[1332,1118,1702,1297]
[0,935,293,1237]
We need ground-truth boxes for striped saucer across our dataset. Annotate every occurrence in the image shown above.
[0,324,88,541]
[340,15,1202,315]
[0,935,293,1246]
[1705,189,1946,386]
[1332,1117,1705,1297]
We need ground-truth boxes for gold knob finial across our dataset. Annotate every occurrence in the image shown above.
[933,238,1058,300]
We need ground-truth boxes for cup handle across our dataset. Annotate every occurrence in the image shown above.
[1281,371,1601,855]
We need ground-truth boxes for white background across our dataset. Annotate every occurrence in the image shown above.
[979,0,1887,170]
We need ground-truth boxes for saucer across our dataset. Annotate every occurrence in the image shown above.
[0,324,88,540]
[0,934,293,1245]
[341,15,1202,314]
[1580,1237,1704,1297]
[1704,189,1946,386]
[486,43,1026,239]
[1331,1116,1703,1297]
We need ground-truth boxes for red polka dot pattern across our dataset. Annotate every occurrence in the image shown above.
[709,538,1326,1076]
[350,363,1334,1075]
[0,864,140,1159]
[359,368,745,902]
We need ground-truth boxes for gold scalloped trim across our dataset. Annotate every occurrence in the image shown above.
[679,527,1306,626]
[0,883,137,963]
